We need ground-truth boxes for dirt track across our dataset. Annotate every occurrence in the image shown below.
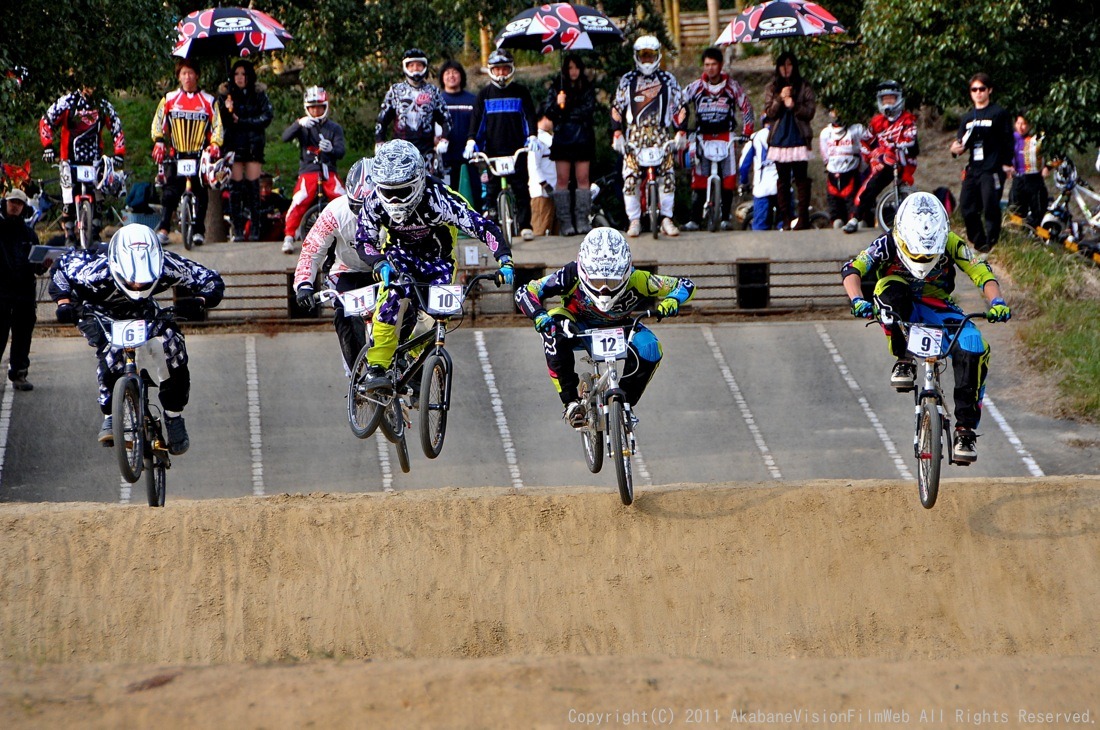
[3,477,1099,727]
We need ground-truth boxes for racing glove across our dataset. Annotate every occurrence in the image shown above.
[850,297,874,319]
[525,135,541,153]
[435,138,449,156]
[297,115,316,128]
[42,148,56,165]
[55,302,77,324]
[373,259,395,288]
[318,136,333,153]
[612,131,626,156]
[295,284,316,313]
[533,311,555,334]
[463,140,478,160]
[152,142,166,164]
[656,297,680,318]
[206,144,221,160]
[496,256,515,286]
[987,298,1011,322]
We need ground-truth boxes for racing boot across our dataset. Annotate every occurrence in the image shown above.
[952,427,978,463]
[165,414,190,455]
[98,415,114,447]
[563,399,587,429]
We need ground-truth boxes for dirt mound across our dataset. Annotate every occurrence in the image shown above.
[2,478,1099,726]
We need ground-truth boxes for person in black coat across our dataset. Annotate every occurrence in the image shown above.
[545,54,597,236]
[0,189,49,391]
[218,60,274,241]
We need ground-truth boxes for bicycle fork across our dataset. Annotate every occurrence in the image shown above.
[911,364,952,463]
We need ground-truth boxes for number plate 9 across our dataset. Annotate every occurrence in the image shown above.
[906,324,944,358]
[110,320,149,348]
[589,327,627,359]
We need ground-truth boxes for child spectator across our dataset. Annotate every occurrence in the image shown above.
[739,115,778,230]
[818,107,864,228]
[528,112,557,237]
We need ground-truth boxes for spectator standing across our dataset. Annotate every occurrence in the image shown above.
[439,60,481,212]
[763,52,816,230]
[528,112,557,237]
[545,54,598,236]
[376,48,452,164]
[949,73,1014,252]
[281,86,346,254]
[1008,111,1049,229]
[218,60,274,241]
[738,114,778,231]
[818,107,864,227]
[0,190,45,391]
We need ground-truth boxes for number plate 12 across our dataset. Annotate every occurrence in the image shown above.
[590,327,627,359]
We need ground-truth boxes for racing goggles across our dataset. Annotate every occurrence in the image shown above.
[896,234,938,263]
[635,50,659,63]
[587,276,625,293]
[377,181,421,208]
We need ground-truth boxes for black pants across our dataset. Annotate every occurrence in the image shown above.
[446,160,483,214]
[485,166,532,231]
[1008,173,1049,228]
[854,167,894,225]
[333,271,375,374]
[540,327,659,407]
[159,173,209,236]
[0,299,36,378]
[960,170,1005,252]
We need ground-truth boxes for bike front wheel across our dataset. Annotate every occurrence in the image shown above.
[579,375,603,473]
[180,192,194,250]
[77,199,95,250]
[648,181,660,239]
[418,354,449,459]
[916,396,942,509]
[396,434,411,474]
[144,454,166,507]
[112,375,144,484]
[348,347,384,439]
[607,399,634,505]
[498,190,515,248]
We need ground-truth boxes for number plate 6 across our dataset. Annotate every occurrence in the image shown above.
[110,319,149,348]
[906,324,944,358]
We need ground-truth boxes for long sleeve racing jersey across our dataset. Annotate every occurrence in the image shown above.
[40,92,126,164]
[375,81,452,156]
[294,195,374,289]
[151,88,224,156]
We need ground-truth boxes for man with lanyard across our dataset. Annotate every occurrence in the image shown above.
[150,58,223,247]
[376,48,452,169]
[40,80,126,246]
[678,47,754,232]
[611,35,687,238]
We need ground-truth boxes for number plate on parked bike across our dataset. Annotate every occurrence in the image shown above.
[339,284,381,316]
[426,285,464,316]
[636,147,664,167]
[490,157,515,176]
[111,320,149,348]
[74,165,96,183]
[906,325,944,358]
[176,159,197,176]
[589,327,627,359]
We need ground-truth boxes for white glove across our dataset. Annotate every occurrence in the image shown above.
[673,131,688,152]
[435,138,449,155]
[463,140,477,160]
[525,135,541,153]
[297,116,316,128]
[318,136,333,152]
[612,131,626,156]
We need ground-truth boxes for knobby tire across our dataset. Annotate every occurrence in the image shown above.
[181,192,194,250]
[348,346,383,439]
[648,182,660,240]
[580,375,603,473]
[916,397,942,509]
[498,191,515,248]
[418,354,449,459]
[144,454,166,507]
[706,179,721,232]
[608,399,633,505]
[77,199,95,250]
[113,375,144,484]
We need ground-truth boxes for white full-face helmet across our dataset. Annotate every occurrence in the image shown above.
[578,227,633,312]
[345,156,374,214]
[303,85,329,121]
[633,36,662,76]
[372,140,425,224]
[893,192,949,280]
[108,224,164,300]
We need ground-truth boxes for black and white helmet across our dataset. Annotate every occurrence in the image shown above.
[345,156,374,213]
[108,224,164,300]
[1052,159,1077,191]
[372,140,425,224]
[402,48,429,86]
[876,80,904,121]
[578,227,633,312]
[487,49,515,89]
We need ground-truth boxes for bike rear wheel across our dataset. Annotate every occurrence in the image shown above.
[144,454,166,507]
[648,181,660,239]
[706,179,722,232]
[180,192,194,250]
[419,354,449,459]
[916,396,942,509]
[809,211,831,229]
[77,199,95,250]
[876,186,909,232]
[379,396,405,445]
[112,375,144,484]
[579,375,603,473]
[348,346,384,439]
[498,190,515,248]
[608,399,634,505]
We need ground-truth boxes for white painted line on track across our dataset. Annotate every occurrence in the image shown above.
[701,325,782,480]
[245,336,265,496]
[633,442,653,487]
[376,436,395,492]
[815,324,913,481]
[984,396,1045,477]
[474,331,523,489]
[0,382,12,489]
[119,476,130,504]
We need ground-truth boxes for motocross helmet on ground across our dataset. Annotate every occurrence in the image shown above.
[893,192,948,280]
[108,224,164,300]
[372,140,425,224]
[577,227,633,312]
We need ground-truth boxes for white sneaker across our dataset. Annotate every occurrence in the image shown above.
[660,217,680,237]
[521,228,534,241]
[191,233,204,246]
[626,219,642,237]
[282,236,295,254]
[157,230,170,246]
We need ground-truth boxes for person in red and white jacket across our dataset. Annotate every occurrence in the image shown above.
[818,107,865,227]
[844,80,918,233]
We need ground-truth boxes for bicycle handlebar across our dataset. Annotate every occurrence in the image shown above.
[469,148,529,178]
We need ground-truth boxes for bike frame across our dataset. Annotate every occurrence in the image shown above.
[470,148,528,242]
[694,135,744,232]
[627,139,676,238]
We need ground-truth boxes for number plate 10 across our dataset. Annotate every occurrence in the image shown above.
[111,320,149,348]
[426,285,464,316]
[906,324,944,358]
[590,327,627,359]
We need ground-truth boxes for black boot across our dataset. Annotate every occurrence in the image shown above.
[245,179,262,241]
[227,180,246,241]
[720,188,734,230]
[552,189,575,236]
[573,188,593,234]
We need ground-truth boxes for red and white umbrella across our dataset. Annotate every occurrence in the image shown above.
[495,3,624,53]
[172,7,293,59]
[716,0,845,44]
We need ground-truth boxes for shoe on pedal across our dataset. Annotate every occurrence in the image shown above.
[563,400,587,429]
[165,414,190,455]
[660,217,680,237]
[626,219,642,238]
[98,415,114,447]
[952,427,978,463]
[364,364,391,391]
[890,359,916,391]
[681,220,700,232]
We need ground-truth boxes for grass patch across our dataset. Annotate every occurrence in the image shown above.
[990,229,1100,421]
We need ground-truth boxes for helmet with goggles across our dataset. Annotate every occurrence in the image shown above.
[893,192,948,280]
[633,36,662,76]
[372,140,425,224]
[876,80,904,121]
[577,227,633,312]
[487,49,515,89]
[303,86,329,121]
[108,224,164,300]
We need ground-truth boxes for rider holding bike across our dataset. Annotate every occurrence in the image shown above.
[356,140,514,389]
[49,224,225,455]
[841,192,1011,462]
[293,157,379,376]
[376,49,452,166]
[843,80,918,234]
[39,80,126,246]
[151,58,224,248]
[281,86,347,254]
[678,47,754,232]
[516,227,695,428]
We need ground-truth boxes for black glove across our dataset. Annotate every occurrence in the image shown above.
[55,302,76,324]
[296,284,316,312]
[173,297,207,321]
